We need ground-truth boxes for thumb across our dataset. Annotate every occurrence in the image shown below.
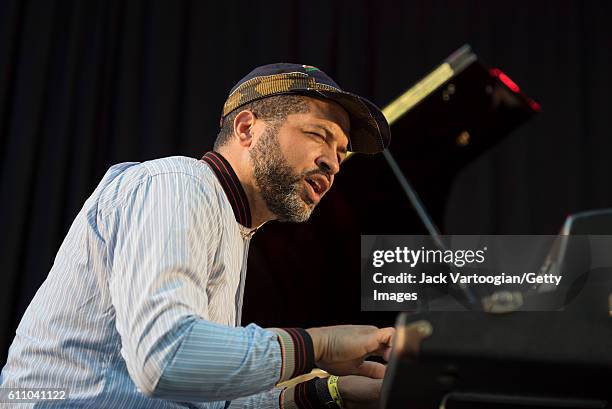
[376,327,395,346]
[366,327,395,360]
[367,327,394,351]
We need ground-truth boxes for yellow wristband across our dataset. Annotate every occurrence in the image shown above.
[327,375,344,408]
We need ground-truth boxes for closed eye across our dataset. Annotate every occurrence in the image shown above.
[307,131,326,140]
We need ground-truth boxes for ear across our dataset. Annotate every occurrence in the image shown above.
[233,110,257,147]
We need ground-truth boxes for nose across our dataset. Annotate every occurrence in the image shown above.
[315,152,340,177]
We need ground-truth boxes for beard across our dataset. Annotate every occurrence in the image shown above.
[249,125,317,223]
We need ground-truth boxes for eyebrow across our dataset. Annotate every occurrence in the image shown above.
[312,124,349,154]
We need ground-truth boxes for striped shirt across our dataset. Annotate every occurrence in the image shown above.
[0,153,315,408]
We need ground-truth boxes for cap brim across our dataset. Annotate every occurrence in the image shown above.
[300,90,391,154]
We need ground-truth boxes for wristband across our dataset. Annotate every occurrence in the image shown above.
[327,375,344,408]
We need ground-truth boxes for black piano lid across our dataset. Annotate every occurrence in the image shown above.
[382,43,540,164]
[341,44,541,235]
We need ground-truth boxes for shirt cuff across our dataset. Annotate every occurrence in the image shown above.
[280,378,340,409]
[268,328,315,383]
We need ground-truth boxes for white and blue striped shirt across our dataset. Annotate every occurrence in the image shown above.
[0,155,309,408]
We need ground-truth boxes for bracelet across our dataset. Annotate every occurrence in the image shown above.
[327,375,344,408]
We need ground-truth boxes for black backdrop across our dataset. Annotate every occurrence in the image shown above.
[1,0,611,363]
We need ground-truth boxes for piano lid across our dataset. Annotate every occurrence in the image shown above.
[383,44,540,173]
[342,44,541,235]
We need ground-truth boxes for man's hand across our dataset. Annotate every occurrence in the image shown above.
[306,325,394,377]
[337,375,383,409]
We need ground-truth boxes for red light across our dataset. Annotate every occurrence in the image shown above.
[528,99,542,112]
[490,68,520,93]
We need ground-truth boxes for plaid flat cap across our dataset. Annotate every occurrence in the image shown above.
[221,63,391,154]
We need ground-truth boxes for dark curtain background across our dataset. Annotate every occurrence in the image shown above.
[1,0,611,363]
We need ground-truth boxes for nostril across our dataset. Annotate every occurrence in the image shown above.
[319,161,339,177]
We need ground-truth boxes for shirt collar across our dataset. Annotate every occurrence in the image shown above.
[201,151,253,228]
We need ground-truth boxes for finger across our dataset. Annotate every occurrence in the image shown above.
[367,327,394,349]
[376,327,395,346]
[365,327,395,357]
[383,345,392,362]
[355,361,387,379]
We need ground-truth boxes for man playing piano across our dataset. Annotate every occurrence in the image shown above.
[1,63,392,409]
